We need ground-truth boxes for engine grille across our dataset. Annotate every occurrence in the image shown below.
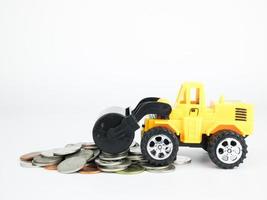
[235,108,247,121]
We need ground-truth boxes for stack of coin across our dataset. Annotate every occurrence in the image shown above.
[32,155,63,167]
[20,151,41,168]
[95,150,132,172]
[128,143,148,165]
[20,142,101,174]
[19,141,192,175]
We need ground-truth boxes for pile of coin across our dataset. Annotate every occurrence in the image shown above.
[20,141,191,175]
[96,151,132,173]
[20,142,101,174]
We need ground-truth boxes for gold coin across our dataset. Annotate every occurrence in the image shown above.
[20,152,41,162]
[44,164,58,170]
[79,165,101,174]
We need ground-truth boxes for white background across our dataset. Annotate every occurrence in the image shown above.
[0,0,267,200]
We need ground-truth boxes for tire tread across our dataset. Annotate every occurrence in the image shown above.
[208,130,248,169]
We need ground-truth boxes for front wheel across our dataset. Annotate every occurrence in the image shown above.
[208,131,248,169]
[141,127,179,166]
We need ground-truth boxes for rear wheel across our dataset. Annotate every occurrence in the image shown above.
[141,127,179,166]
[208,130,247,169]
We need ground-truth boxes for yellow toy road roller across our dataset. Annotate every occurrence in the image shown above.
[93,82,254,169]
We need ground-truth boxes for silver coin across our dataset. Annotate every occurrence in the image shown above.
[32,158,62,167]
[32,160,55,167]
[95,158,124,167]
[138,160,149,164]
[130,160,140,165]
[114,159,132,168]
[138,157,148,162]
[20,161,39,168]
[53,146,81,156]
[142,164,170,170]
[146,164,175,173]
[65,143,75,147]
[174,155,192,165]
[116,164,145,175]
[41,148,61,157]
[102,149,129,157]
[99,153,128,161]
[66,142,98,150]
[33,155,62,165]
[66,149,94,161]
[97,165,128,173]
[130,141,140,148]
[127,154,143,161]
[57,157,87,174]
[65,143,82,149]
[130,146,142,155]
[87,149,100,162]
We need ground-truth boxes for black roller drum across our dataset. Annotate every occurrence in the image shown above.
[92,98,172,154]
[93,113,135,154]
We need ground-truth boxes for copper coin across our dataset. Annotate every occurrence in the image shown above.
[20,151,41,162]
[44,164,58,170]
[82,145,98,150]
[80,142,95,147]
[79,165,101,174]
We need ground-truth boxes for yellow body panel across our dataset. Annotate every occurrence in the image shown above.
[143,82,254,144]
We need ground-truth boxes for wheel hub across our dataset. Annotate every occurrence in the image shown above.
[147,134,173,160]
[216,138,243,164]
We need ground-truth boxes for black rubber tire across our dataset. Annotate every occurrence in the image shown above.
[201,136,209,152]
[141,127,179,166]
[208,130,248,169]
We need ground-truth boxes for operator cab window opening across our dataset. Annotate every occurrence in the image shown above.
[178,90,186,104]
[190,88,200,104]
